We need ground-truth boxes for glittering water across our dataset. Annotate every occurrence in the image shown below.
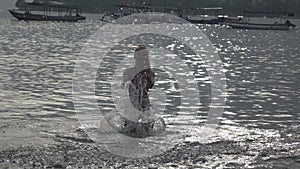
[0,11,300,168]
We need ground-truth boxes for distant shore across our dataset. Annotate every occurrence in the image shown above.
[1,10,300,21]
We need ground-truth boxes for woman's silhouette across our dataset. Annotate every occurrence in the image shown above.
[105,45,165,137]
[123,45,155,112]
[106,45,165,137]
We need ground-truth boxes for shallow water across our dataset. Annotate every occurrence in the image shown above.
[0,11,300,168]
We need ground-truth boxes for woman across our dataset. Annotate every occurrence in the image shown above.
[123,45,155,112]
[108,45,165,137]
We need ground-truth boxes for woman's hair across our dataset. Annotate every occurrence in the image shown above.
[134,45,147,53]
[134,45,150,69]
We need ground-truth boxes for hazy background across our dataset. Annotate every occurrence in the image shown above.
[0,0,300,17]
[1,0,300,16]
[0,1,17,10]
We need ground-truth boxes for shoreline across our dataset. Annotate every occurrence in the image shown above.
[1,10,300,20]
[0,140,267,168]
[1,123,300,168]
[1,138,299,168]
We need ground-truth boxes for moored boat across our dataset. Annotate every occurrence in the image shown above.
[183,7,241,25]
[227,21,296,30]
[9,2,86,22]
[233,3,297,30]
[186,16,241,25]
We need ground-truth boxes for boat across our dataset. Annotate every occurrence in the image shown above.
[183,7,240,25]
[227,22,289,30]
[186,15,242,25]
[228,3,296,30]
[226,8,297,30]
[9,2,86,22]
[101,4,236,25]
[226,20,296,30]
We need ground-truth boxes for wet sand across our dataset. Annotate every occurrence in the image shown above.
[1,125,300,169]
[0,142,241,168]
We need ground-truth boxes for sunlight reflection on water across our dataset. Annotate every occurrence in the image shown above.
[0,14,299,167]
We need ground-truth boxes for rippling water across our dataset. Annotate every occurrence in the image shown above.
[0,12,300,168]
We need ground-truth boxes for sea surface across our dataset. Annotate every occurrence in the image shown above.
[0,11,300,168]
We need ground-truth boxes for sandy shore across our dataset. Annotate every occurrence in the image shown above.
[1,120,300,168]
[1,123,300,168]
[1,138,300,169]
[0,141,247,168]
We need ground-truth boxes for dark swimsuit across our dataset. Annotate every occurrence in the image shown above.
[119,68,155,137]
[128,68,155,112]
[108,68,164,137]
